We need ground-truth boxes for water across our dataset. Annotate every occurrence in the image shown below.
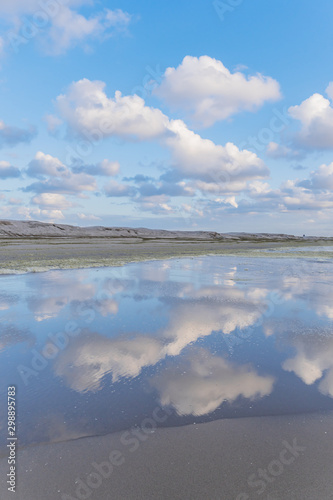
[1,254,333,452]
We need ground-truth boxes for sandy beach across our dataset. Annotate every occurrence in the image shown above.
[1,237,333,274]
[1,224,333,500]
[2,1,333,498]
[0,411,332,500]
[1,220,332,274]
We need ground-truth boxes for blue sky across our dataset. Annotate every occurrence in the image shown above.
[0,0,333,235]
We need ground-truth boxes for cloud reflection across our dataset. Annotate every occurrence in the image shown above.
[54,333,163,392]
[282,333,333,397]
[52,281,270,393]
[151,349,274,416]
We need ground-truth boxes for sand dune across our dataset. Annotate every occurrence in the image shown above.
[0,219,330,241]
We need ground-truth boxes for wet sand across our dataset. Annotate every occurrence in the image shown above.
[0,412,332,500]
[1,237,333,274]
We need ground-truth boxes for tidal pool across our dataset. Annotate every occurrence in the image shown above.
[1,253,333,455]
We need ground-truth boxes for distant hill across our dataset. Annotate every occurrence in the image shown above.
[0,220,330,241]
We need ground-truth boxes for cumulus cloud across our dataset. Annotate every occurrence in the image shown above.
[137,178,193,197]
[72,159,120,176]
[298,162,333,190]
[25,151,96,194]
[165,119,268,188]
[104,179,136,197]
[0,120,36,148]
[281,180,333,211]
[25,175,96,195]
[137,194,174,214]
[27,151,67,178]
[289,84,333,149]
[45,7,132,56]
[151,349,274,416]
[0,161,21,178]
[153,55,281,127]
[0,204,66,222]
[31,193,74,209]
[266,142,304,160]
[0,1,132,56]
[77,213,101,221]
[56,80,169,140]
[243,161,333,214]
[53,79,269,194]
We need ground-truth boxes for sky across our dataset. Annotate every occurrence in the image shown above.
[0,0,333,235]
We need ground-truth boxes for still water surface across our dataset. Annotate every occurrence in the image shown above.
[1,254,333,451]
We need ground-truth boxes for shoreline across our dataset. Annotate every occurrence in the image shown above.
[1,238,333,275]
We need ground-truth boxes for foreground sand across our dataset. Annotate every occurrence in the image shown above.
[0,412,332,499]
[1,237,333,274]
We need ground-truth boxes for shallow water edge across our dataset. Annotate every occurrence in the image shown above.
[1,238,333,274]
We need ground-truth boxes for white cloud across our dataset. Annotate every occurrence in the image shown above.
[0,0,52,15]
[48,6,106,55]
[27,151,67,177]
[266,141,303,160]
[289,84,333,149]
[0,119,36,148]
[8,197,22,205]
[165,119,268,186]
[0,205,48,222]
[0,36,4,58]
[104,179,136,197]
[54,79,269,194]
[77,213,101,221]
[154,55,281,127]
[37,209,65,220]
[0,161,20,178]
[0,2,132,56]
[244,163,333,214]
[45,114,63,134]
[56,80,169,140]
[72,158,120,177]
[151,349,274,416]
[282,180,333,211]
[32,193,74,209]
[298,162,333,190]
[97,159,120,176]
[45,7,131,55]
[25,151,96,194]
[137,194,174,214]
